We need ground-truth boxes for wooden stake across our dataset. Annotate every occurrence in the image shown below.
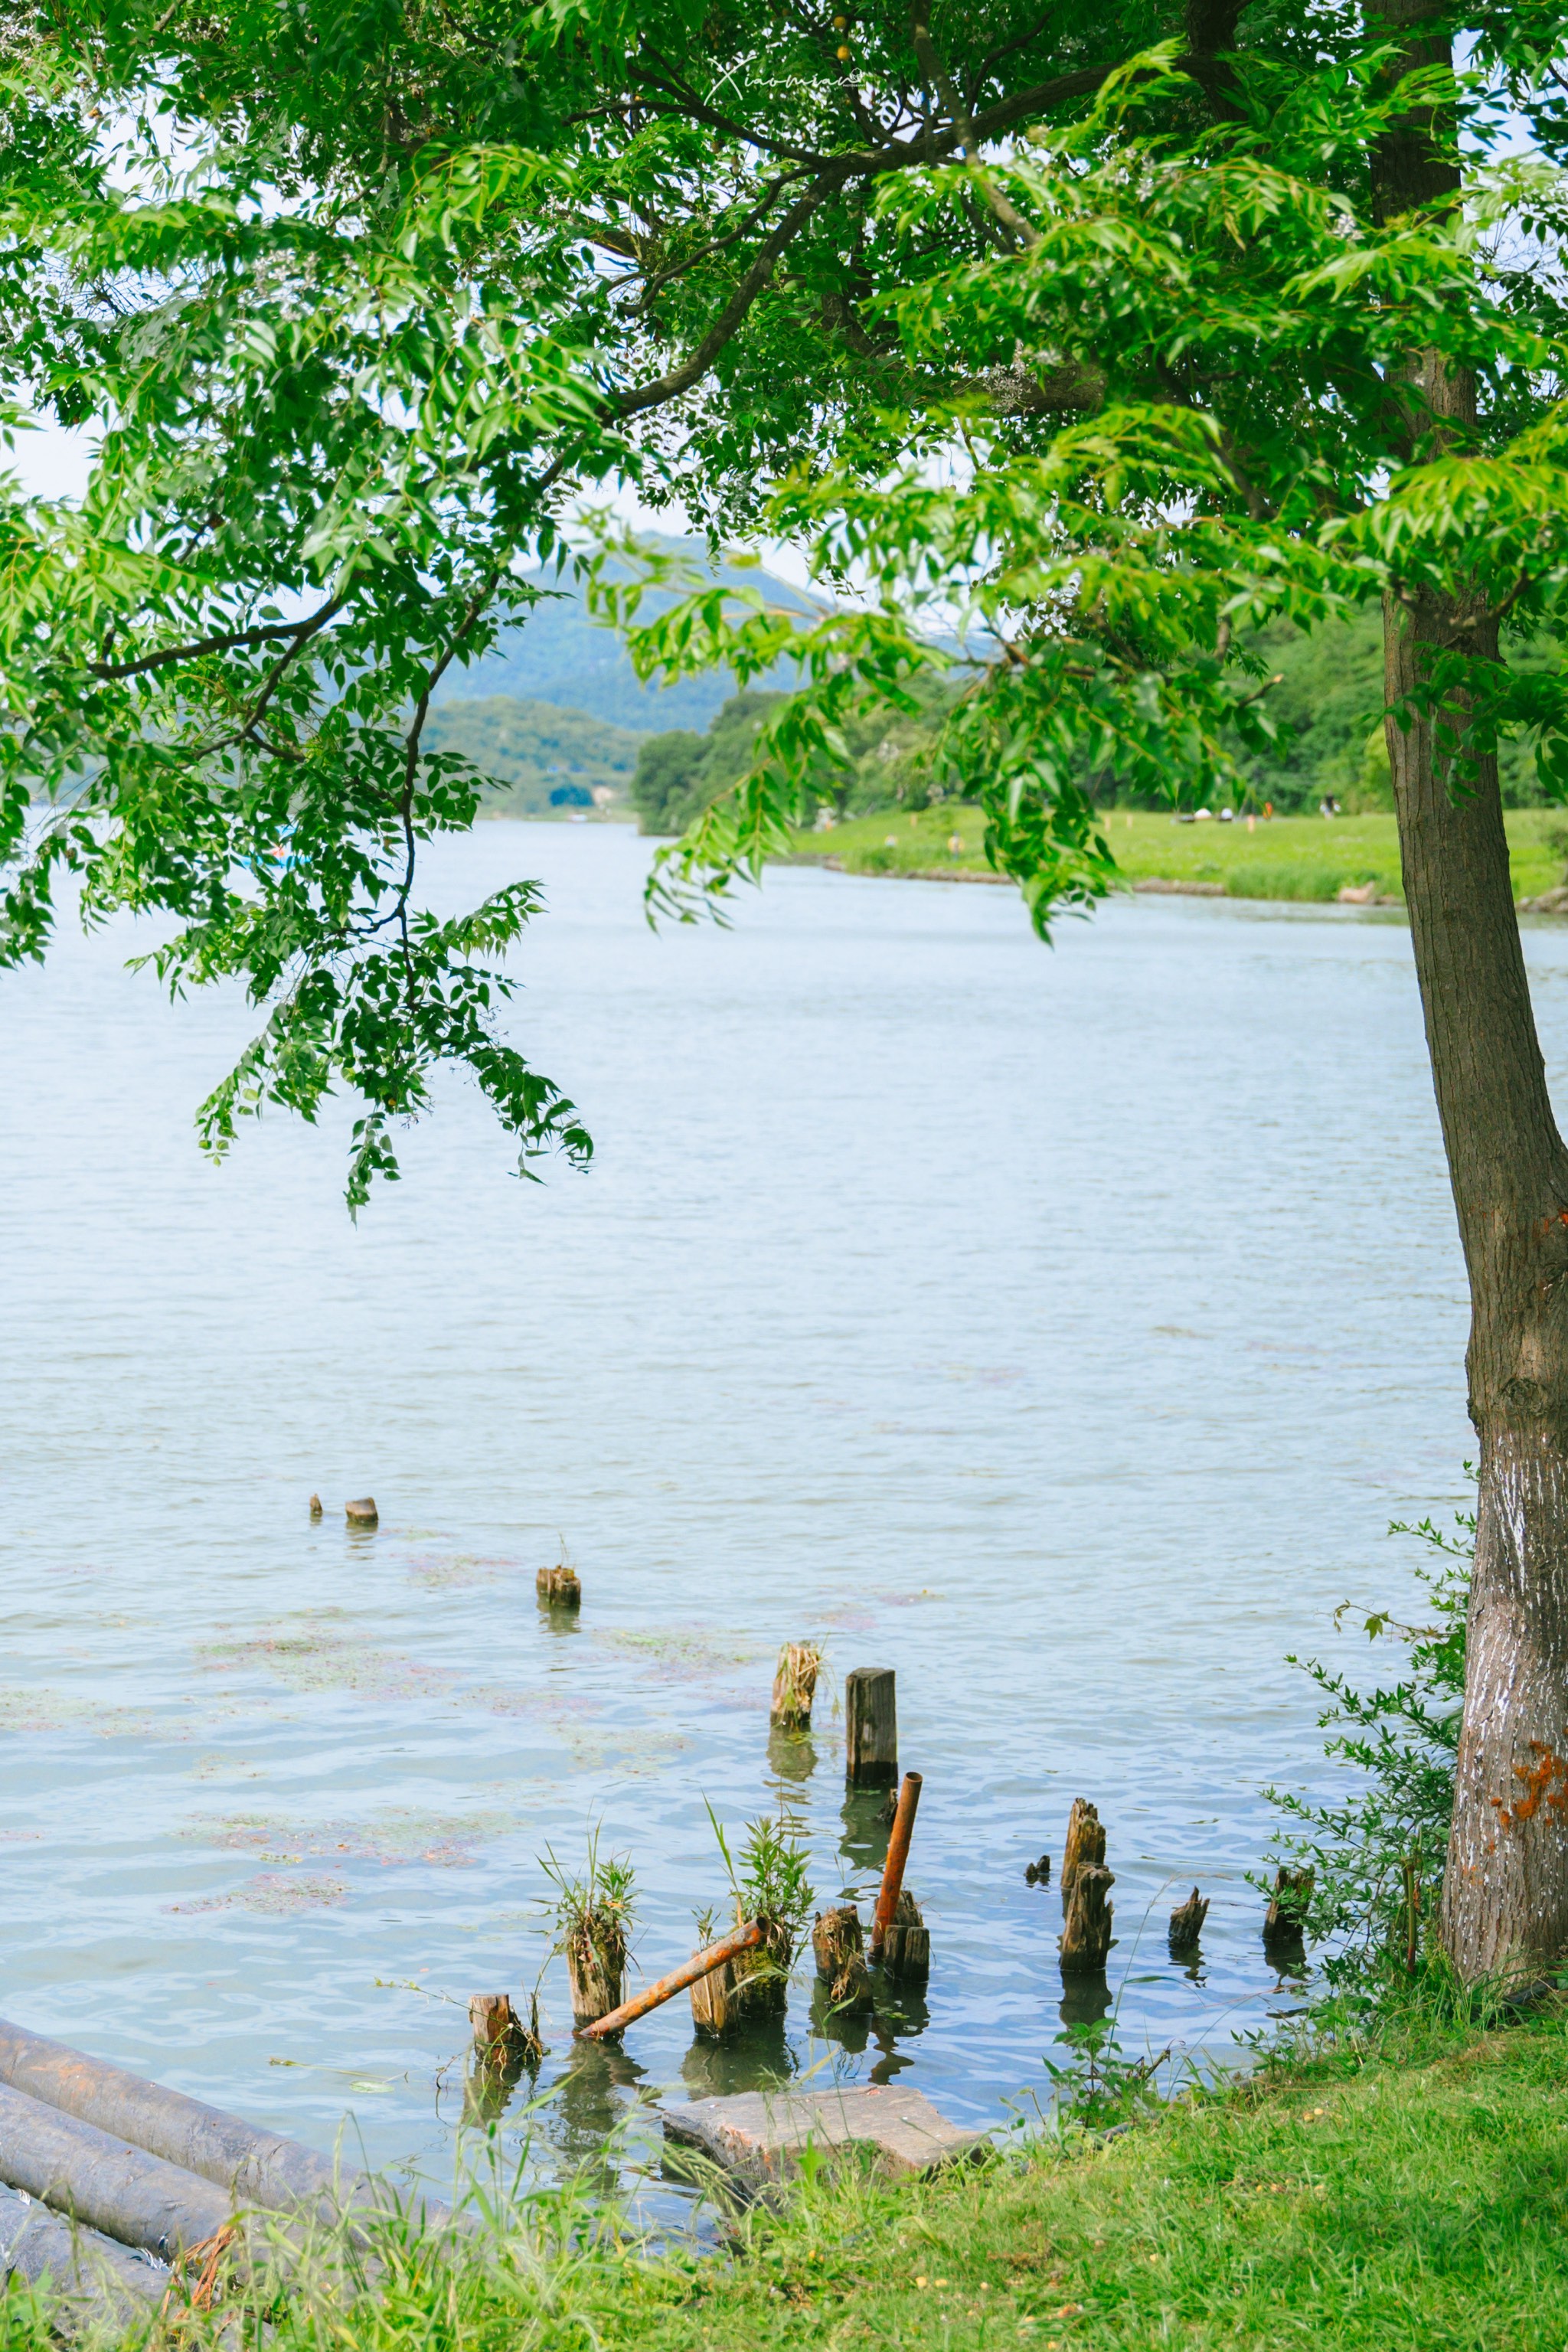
[566,1941,623,2027]
[770,1642,822,1731]
[536,1564,581,1609]
[880,1889,930,1981]
[845,1667,898,1787]
[469,1993,546,2069]
[812,1906,873,2011]
[1060,1864,1115,1973]
[308,1493,323,1521]
[1060,1799,1106,1911]
[871,1772,923,1953]
[1263,1866,1314,1946]
[576,1919,765,2041]
[1168,1889,1209,1953]
[345,1496,378,1527]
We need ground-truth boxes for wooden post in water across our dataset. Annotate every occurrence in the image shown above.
[1060,1799,1106,1911]
[845,1668,897,1787]
[576,1919,765,2041]
[1263,1866,1314,1948]
[537,1563,581,1609]
[1060,1865,1115,1973]
[1168,1889,1209,1954]
[770,1642,822,1731]
[880,1890,931,1980]
[812,1907,873,2011]
[345,1496,378,1527]
[308,1493,323,1521]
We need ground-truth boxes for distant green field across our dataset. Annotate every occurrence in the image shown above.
[787,805,1568,907]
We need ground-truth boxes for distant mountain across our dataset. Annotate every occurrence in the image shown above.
[424,696,642,815]
[431,540,819,733]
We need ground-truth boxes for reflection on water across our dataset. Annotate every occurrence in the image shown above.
[1057,1971,1114,2030]
[0,824,1521,2200]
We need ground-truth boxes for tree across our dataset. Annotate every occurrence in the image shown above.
[592,14,1568,1982]
[9,0,1568,1978]
[0,0,1170,1201]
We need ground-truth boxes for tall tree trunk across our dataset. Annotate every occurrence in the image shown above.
[1388,580,1568,1982]
[1374,0,1568,1981]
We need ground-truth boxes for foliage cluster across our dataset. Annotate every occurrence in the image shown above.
[1266,1509,1470,1993]
[541,1839,636,1985]
[2,0,1566,1200]
[632,676,966,836]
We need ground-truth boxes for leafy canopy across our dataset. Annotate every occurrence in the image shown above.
[2,0,1568,1191]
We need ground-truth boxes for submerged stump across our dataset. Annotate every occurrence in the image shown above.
[345,1496,378,1527]
[690,1911,792,2037]
[1168,1888,1209,1954]
[1060,1799,1106,1912]
[537,1564,581,1609]
[880,1889,930,1981]
[567,1940,624,2028]
[1060,1864,1115,1974]
[770,1642,822,1731]
[845,1667,898,1788]
[812,1906,873,2011]
[1263,1866,1314,1949]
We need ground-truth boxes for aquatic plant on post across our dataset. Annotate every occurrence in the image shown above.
[690,1804,814,2037]
[543,1838,635,2030]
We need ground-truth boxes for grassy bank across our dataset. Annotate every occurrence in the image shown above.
[787,805,1568,906]
[11,2007,1566,2352]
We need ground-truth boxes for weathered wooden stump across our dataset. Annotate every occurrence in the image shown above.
[845,1667,898,1787]
[567,1942,624,2027]
[1263,1866,1314,1948]
[1060,1799,1106,1911]
[1025,1852,1051,1885]
[1168,1888,1209,1953]
[689,1916,791,2037]
[812,1906,873,2011]
[345,1496,378,1527]
[469,1992,545,2068]
[770,1642,822,1731]
[308,1493,323,1521]
[880,1889,930,1981]
[537,1564,581,1609]
[1060,1864,1115,1973]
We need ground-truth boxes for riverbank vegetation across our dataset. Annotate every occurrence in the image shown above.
[778,805,1568,909]
[5,1993,1563,2352]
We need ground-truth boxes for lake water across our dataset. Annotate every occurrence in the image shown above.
[2,820,1534,2206]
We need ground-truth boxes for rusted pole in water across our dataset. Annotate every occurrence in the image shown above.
[870,1772,922,1955]
[575,1919,765,2041]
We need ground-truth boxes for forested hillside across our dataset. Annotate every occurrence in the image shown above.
[423,698,642,815]
[431,541,815,733]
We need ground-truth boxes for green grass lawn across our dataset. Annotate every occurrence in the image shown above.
[789,805,1568,907]
[588,2014,1568,2351]
[15,2011,1565,2352]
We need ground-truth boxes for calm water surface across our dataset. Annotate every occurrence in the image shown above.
[5,822,1547,2201]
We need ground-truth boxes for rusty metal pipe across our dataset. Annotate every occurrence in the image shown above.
[575,1919,765,2041]
[871,1772,923,1955]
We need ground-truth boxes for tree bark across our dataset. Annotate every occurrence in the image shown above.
[1372,0,1568,1983]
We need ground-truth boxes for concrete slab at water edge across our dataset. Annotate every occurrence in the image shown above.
[658,2086,985,2187]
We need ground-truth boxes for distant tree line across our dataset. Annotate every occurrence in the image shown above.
[633,616,1565,835]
